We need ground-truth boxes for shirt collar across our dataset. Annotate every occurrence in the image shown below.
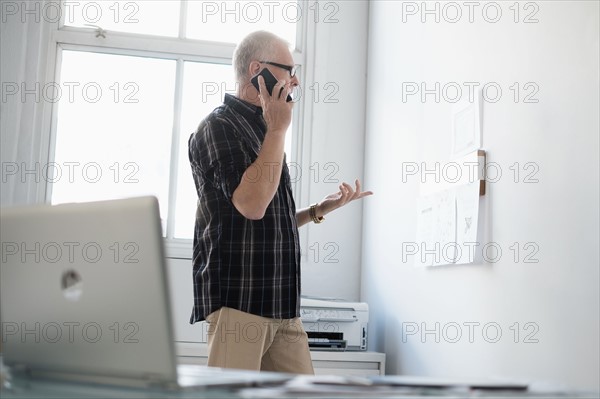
[224,93,263,119]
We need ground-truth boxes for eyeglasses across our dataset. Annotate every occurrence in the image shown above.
[259,61,299,78]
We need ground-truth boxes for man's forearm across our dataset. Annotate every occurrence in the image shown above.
[296,207,311,227]
[232,130,285,220]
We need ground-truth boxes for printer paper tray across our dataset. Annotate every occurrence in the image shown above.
[307,339,347,351]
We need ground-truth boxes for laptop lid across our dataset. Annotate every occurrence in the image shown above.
[1,196,178,388]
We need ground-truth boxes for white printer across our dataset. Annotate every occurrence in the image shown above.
[300,297,368,351]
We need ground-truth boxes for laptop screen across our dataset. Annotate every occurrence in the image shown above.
[1,197,178,386]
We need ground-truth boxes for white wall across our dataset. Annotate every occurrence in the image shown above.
[166,258,207,342]
[0,1,54,205]
[362,0,599,390]
[294,0,369,301]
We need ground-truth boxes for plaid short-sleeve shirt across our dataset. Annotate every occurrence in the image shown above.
[188,94,301,323]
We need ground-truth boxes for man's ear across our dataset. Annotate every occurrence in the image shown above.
[249,61,261,77]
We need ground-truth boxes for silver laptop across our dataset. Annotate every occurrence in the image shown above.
[0,196,290,390]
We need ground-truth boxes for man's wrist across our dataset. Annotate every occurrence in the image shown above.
[309,203,324,224]
[266,128,287,138]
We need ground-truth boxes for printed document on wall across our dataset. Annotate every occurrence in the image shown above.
[415,181,480,266]
[415,190,457,267]
[452,90,482,158]
[454,181,480,264]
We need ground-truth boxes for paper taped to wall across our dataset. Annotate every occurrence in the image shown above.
[415,181,480,266]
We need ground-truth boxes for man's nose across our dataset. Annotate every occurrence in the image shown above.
[290,74,300,87]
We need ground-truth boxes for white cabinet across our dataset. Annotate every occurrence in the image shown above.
[309,351,385,376]
[176,342,385,377]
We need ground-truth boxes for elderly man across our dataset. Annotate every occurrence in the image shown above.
[188,30,372,374]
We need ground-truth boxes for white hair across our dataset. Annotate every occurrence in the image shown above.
[233,31,289,82]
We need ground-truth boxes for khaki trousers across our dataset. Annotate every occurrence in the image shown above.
[205,307,314,374]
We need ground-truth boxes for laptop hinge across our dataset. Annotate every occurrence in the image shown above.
[6,363,30,377]
[142,373,171,389]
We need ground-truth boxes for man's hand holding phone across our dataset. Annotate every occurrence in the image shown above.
[251,67,293,102]
[256,71,293,136]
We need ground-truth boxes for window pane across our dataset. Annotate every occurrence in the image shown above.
[174,61,292,239]
[51,51,176,228]
[186,0,297,45]
[63,0,180,37]
[174,62,236,239]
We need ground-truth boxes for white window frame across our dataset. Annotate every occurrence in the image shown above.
[41,0,314,259]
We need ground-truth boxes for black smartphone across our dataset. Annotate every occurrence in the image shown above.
[250,68,293,102]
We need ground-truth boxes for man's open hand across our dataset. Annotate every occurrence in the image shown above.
[317,179,373,217]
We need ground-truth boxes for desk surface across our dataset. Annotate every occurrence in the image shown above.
[1,352,596,399]
[2,374,598,399]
